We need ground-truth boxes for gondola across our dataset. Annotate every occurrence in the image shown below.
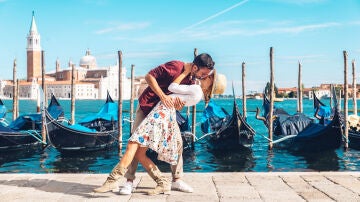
[200,87,256,150]
[0,97,61,151]
[313,91,360,150]
[255,87,342,152]
[45,92,118,152]
[348,128,360,149]
[0,99,6,120]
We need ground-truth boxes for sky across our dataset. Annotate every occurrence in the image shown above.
[0,0,360,95]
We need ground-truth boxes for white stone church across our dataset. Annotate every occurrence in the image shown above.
[1,12,134,100]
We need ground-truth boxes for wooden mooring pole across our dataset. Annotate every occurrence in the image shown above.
[118,51,123,154]
[191,48,198,148]
[298,61,303,113]
[268,47,274,150]
[129,64,135,136]
[352,60,357,115]
[339,89,342,110]
[330,84,333,108]
[70,64,75,125]
[41,51,47,106]
[12,59,18,121]
[343,50,349,149]
[16,79,19,118]
[41,50,47,144]
[242,62,247,118]
[36,87,41,113]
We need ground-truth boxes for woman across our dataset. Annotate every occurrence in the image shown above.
[94,65,214,195]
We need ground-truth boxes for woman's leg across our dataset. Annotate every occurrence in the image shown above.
[118,142,140,167]
[134,147,171,195]
[134,147,155,170]
[93,142,140,193]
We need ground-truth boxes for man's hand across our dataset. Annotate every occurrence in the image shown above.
[160,94,174,108]
[173,97,185,110]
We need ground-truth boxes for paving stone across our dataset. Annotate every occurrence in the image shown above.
[213,173,261,200]
[302,174,360,201]
[167,195,218,202]
[280,174,332,201]
[246,174,305,201]
[0,174,36,197]
[325,174,360,195]
[0,172,359,201]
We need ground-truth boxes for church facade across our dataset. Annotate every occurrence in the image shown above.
[1,12,134,100]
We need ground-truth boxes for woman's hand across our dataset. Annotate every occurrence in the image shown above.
[172,63,192,84]
[183,63,192,74]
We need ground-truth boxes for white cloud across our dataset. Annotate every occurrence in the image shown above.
[95,22,150,34]
[349,21,360,25]
[258,23,340,34]
[262,0,327,5]
[96,51,169,60]
[182,0,250,32]
[125,51,169,59]
[279,54,325,60]
[179,21,341,40]
[113,33,175,43]
[108,17,341,45]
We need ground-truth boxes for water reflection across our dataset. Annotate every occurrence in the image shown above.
[0,147,42,169]
[292,150,340,171]
[338,149,360,171]
[208,148,255,172]
[42,147,116,173]
[266,150,275,171]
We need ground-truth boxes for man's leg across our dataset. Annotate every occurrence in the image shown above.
[171,131,183,180]
[170,131,193,193]
[120,106,145,195]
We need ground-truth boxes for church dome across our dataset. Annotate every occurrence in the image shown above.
[79,49,97,69]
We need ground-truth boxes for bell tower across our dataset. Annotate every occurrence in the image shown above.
[27,11,42,81]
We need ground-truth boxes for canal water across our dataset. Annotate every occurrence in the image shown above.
[0,98,359,173]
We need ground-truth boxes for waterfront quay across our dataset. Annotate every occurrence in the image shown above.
[0,172,359,201]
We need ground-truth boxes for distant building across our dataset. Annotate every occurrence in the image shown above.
[1,12,138,100]
[27,11,42,82]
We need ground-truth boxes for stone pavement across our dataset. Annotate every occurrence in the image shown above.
[0,172,359,201]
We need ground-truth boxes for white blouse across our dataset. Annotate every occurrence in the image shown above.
[168,83,203,106]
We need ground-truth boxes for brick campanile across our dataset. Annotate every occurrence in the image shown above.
[26,11,42,81]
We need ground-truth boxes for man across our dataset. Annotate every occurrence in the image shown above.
[96,53,215,194]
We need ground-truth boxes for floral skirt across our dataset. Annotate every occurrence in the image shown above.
[129,102,180,165]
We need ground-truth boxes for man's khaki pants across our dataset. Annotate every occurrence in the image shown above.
[124,106,184,180]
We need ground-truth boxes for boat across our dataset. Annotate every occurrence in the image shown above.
[0,97,61,151]
[200,88,256,150]
[274,97,284,102]
[348,122,360,150]
[255,87,342,152]
[0,99,6,120]
[313,90,360,150]
[45,92,118,152]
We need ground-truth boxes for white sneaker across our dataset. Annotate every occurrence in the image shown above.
[171,180,193,193]
[119,181,134,195]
